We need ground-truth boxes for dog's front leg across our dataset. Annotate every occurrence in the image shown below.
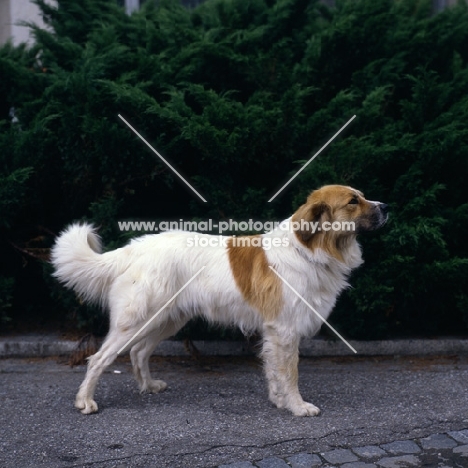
[261,324,320,417]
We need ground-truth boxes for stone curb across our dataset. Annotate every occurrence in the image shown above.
[0,335,467,358]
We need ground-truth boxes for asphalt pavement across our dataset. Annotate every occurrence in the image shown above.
[1,354,468,467]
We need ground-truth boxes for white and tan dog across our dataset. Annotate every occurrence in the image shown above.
[51,185,388,416]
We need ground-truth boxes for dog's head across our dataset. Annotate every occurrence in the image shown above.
[291,185,388,258]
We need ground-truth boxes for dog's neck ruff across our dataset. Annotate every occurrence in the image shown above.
[266,218,364,272]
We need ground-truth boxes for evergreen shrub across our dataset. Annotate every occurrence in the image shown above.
[0,0,466,338]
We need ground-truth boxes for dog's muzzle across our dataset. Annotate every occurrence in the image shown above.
[357,202,389,232]
[374,202,389,229]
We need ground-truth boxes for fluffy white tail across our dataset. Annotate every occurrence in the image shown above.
[51,223,118,306]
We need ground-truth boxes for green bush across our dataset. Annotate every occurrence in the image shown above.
[0,0,467,338]
[0,276,15,324]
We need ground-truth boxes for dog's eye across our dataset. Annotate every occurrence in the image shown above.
[348,197,359,205]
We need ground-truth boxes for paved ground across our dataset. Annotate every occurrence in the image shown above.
[1,355,467,468]
[219,431,468,467]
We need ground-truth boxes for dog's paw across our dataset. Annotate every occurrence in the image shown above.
[140,379,167,394]
[75,396,99,414]
[290,401,321,417]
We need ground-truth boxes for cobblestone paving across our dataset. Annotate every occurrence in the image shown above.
[218,429,468,468]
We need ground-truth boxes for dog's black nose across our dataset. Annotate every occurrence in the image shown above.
[380,203,389,213]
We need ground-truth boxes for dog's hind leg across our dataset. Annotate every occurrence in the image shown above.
[75,328,142,415]
[130,316,188,394]
[262,324,320,417]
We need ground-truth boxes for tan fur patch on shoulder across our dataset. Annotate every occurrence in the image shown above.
[227,236,282,321]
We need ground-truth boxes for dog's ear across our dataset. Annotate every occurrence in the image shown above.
[293,202,330,242]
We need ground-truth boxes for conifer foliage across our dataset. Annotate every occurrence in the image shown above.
[0,0,467,337]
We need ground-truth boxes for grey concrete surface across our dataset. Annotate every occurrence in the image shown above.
[1,355,468,467]
[1,334,468,358]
